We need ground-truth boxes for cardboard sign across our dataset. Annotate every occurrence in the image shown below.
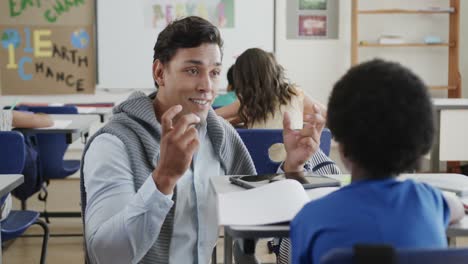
[0,0,95,95]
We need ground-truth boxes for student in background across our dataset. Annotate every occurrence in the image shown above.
[0,108,53,221]
[290,59,465,264]
[212,65,237,108]
[216,48,334,167]
[215,48,326,129]
[0,109,53,131]
[216,48,340,264]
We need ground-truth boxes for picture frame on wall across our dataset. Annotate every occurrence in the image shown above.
[287,0,339,39]
[298,15,327,36]
[299,0,327,10]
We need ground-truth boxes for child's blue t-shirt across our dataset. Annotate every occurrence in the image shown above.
[290,178,450,264]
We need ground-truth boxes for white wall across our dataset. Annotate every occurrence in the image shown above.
[275,0,351,105]
[276,0,467,104]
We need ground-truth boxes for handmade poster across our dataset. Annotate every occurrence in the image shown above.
[0,0,96,95]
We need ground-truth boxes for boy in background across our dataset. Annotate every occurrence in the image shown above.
[212,65,237,108]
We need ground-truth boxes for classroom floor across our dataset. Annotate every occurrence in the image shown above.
[3,218,277,264]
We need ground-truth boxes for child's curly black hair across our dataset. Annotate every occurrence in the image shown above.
[327,59,434,177]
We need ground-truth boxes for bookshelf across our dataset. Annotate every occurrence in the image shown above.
[351,0,461,98]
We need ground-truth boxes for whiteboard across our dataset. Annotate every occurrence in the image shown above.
[440,110,468,161]
[96,0,274,90]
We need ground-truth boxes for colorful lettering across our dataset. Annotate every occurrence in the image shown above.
[186,3,196,15]
[217,2,226,27]
[197,3,209,20]
[165,5,173,24]
[18,56,33,80]
[152,5,164,28]
[44,10,56,22]
[34,30,52,57]
[24,28,33,53]
[35,62,85,91]
[45,0,86,23]
[7,44,18,69]
[9,0,42,17]
[9,0,22,17]
[175,3,186,18]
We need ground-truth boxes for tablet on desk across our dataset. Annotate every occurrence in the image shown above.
[229,171,340,189]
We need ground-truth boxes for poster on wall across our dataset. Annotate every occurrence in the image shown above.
[0,0,96,95]
[299,0,327,10]
[287,0,339,39]
[143,0,235,29]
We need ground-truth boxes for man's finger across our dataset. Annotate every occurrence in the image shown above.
[179,126,199,147]
[299,137,318,152]
[172,113,201,138]
[283,112,292,132]
[312,104,321,115]
[304,113,325,126]
[161,105,182,134]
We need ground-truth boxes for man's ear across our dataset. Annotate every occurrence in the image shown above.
[153,60,165,87]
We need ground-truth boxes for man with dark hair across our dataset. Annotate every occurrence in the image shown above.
[290,59,464,264]
[81,16,334,263]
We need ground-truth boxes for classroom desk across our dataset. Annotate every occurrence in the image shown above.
[212,174,468,264]
[16,114,99,144]
[431,99,468,172]
[77,107,113,123]
[0,174,24,261]
[0,174,24,198]
[15,115,98,221]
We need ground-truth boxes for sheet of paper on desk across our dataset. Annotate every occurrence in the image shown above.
[77,107,97,114]
[37,120,72,129]
[400,174,468,197]
[218,180,310,226]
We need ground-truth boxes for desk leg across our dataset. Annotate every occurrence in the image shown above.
[212,245,217,264]
[448,236,457,247]
[224,228,233,264]
[1,222,3,264]
[431,110,441,172]
[82,132,89,144]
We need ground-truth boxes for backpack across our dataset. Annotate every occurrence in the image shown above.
[12,135,45,201]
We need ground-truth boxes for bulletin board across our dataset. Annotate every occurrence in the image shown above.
[0,0,96,95]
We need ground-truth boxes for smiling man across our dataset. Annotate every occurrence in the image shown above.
[80,16,337,264]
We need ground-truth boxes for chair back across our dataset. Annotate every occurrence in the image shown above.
[321,246,468,264]
[24,106,79,179]
[320,128,332,156]
[0,131,25,174]
[236,128,332,174]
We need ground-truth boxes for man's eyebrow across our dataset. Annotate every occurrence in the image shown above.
[183,60,222,67]
[183,60,203,65]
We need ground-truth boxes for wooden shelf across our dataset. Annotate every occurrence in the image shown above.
[358,9,454,14]
[358,43,452,48]
[429,86,456,90]
[351,0,461,98]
